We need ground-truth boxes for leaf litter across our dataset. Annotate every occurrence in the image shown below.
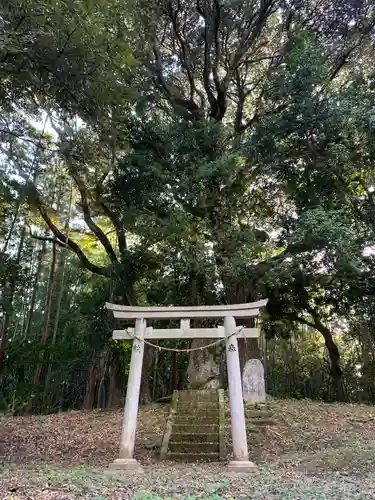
[1,399,375,498]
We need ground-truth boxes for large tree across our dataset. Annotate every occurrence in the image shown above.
[2,0,375,398]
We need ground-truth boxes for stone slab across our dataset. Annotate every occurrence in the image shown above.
[173,423,219,433]
[171,432,219,443]
[169,442,219,453]
[178,390,219,402]
[167,452,219,462]
[227,460,257,473]
[108,458,143,472]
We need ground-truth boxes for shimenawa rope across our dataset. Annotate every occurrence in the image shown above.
[119,326,245,353]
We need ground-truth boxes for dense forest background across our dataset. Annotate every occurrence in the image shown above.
[1,0,375,414]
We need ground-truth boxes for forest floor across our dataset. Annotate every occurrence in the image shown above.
[1,397,375,499]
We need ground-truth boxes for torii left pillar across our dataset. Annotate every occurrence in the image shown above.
[109,318,146,471]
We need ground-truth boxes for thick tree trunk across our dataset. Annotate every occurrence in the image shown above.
[307,312,346,401]
[322,330,345,401]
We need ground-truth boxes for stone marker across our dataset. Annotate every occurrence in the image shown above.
[242,359,266,405]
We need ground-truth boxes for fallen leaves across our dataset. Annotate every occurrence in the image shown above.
[1,398,375,498]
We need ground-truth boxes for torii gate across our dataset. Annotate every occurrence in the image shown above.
[106,299,268,473]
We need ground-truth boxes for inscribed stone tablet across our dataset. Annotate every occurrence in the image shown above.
[242,359,266,404]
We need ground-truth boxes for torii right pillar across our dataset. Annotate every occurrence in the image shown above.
[224,316,256,472]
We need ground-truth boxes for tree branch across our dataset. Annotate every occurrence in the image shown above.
[239,102,289,132]
[234,68,245,132]
[212,0,222,95]
[166,0,196,102]
[329,19,375,81]
[197,1,218,118]
[149,39,202,120]
[95,190,127,255]
[35,196,112,277]
[30,232,65,248]
[227,1,275,76]
[0,128,58,152]
[69,167,118,264]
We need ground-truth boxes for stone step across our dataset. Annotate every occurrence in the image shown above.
[178,401,218,409]
[167,452,219,462]
[245,409,274,419]
[173,423,219,433]
[177,405,219,415]
[174,423,218,431]
[174,413,218,424]
[169,442,220,453]
[176,408,219,422]
[178,390,218,402]
[248,417,276,426]
[171,432,219,443]
[177,404,219,411]
[246,425,262,433]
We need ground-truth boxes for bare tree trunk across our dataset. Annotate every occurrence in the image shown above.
[97,350,108,408]
[32,241,57,389]
[140,345,152,404]
[40,172,69,408]
[44,231,71,410]
[16,240,35,337]
[302,311,346,401]
[24,236,48,338]
[108,355,123,408]
[0,226,26,372]
[152,344,159,400]
[83,357,99,409]
[171,351,178,392]
[50,185,72,344]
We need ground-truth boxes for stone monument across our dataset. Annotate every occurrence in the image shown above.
[242,358,266,405]
[187,339,221,389]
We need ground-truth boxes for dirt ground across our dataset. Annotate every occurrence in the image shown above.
[1,397,375,499]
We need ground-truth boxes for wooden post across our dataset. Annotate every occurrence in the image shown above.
[109,318,146,471]
[224,316,256,472]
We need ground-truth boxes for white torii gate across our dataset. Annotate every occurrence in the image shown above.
[106,299,268,473]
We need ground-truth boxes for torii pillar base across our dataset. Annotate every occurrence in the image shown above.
[109,458,143,472]
[228,460,257,473]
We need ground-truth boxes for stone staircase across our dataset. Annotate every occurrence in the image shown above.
[161,390,223,462]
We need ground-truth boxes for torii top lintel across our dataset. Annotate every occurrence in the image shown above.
[106,300,268,320]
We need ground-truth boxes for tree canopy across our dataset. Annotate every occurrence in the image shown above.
[1,0,375,411]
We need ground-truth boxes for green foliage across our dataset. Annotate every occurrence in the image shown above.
[0,0,136,120]
[2,0,375,410]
